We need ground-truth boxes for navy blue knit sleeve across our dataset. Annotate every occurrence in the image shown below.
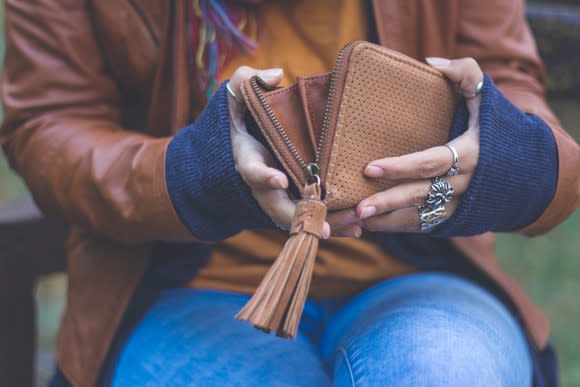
[165,82,275,241]
[432,74,558,237]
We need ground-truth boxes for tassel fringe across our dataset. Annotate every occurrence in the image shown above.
[236,184,327,338]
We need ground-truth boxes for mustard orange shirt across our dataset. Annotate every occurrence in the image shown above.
[188,0,415,299]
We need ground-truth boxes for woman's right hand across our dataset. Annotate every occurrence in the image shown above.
[227,66,331,238]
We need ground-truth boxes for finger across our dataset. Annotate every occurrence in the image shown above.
[362,200,459,233]
[233,131,289,189]
[425,57,483,126]
[254,189,330,239]
[331,224,363,238]
[321,222,331,240]
[425,57,483,99]
[357,174,470,218]
[239,161,289,190]
[364,137,477,181]
[326,208,360,229]
[228,66,284,100]
[254,188,296,228]
[228,67,284,135]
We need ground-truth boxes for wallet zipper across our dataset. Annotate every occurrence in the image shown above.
[250,42,356,188]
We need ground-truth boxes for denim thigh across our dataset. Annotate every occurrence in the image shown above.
[111,289,330,387]
[319,272,532,387]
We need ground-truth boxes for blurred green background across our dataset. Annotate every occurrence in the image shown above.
[1,1,579,386]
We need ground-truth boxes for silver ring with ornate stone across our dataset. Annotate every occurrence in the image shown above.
[418,205,447,231]
[445,144,459,176]
[425,177,453,210]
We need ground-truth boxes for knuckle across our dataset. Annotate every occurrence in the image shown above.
[420,158,440,178]
[367,194,386,211]
[464,57,478,67]
[233,65,257,80]
[378,197,390,212]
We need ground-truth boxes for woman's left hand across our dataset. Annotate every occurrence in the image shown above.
[328,57,484,236]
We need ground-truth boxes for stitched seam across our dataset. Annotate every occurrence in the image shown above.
[324,51,359,205]
[305,73,332,82]
[242,84,303,187]
[338,346,357,387]
[264,83,299,97]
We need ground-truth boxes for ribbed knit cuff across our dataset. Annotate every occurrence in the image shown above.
[432,74,558,237]
[165,82,275,241]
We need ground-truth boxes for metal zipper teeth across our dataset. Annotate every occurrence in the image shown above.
[316,43,350,165]
[250,76,308,169]
[250,42,353,177]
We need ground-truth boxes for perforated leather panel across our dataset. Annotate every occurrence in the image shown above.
[324,44,456,209]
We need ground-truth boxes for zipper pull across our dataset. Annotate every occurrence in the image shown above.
[304,163,320,188]
[236,181,326,339]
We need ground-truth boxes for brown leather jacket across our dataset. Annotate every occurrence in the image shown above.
[2,0,579,385]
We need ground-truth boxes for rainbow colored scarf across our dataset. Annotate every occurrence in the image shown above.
[188,0,258,98]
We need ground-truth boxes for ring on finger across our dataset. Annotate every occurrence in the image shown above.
[418,205,447,231]
[444,144,459,176]
[425,176,453,210]
[464,79,483,99]
[226,82,244,104]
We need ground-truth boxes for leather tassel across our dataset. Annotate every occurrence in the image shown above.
[236,183,327,338]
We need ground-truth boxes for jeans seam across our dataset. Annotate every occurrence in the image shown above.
[338,346,356,387]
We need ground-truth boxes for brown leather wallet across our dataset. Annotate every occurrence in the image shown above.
[241,41,457,210]
[236,41,458,339]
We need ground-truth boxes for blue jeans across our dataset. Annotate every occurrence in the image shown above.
[111,272,532,386]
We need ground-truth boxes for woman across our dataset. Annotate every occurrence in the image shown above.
[1,0,578,386]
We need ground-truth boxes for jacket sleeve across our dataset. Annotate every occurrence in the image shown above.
[0,0,197,245]
[455,0,580,236]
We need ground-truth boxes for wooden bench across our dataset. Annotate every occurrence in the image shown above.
[0,197,67,387]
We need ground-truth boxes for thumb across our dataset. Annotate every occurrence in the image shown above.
[228,66,284,95]
[425,57,483,99]
[255,68,284,87]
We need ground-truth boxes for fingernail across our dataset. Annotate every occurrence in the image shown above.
[426,57,451,68]
[268,175,284,188]
[353,226,362,238]
[364,165,383,178]
[257,68,283,80]
[322,228,331,240]
[360,206,376,219]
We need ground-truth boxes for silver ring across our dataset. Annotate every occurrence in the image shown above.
[425,177,453,210]
[226,82,243,104]
[465,80,483,99]
[418,205,446,231]
[445,144,459,176]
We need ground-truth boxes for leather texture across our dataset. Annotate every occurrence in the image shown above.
[242,42,455,209]
[236,188,326,338]
[1,0,579,385]
[324,43,454,208]
[290,200,327,238]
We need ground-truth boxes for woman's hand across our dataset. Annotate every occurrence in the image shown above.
[227,66,331,238]
[328,58,484,236]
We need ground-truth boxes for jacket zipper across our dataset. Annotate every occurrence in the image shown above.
[250,42,355,186]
